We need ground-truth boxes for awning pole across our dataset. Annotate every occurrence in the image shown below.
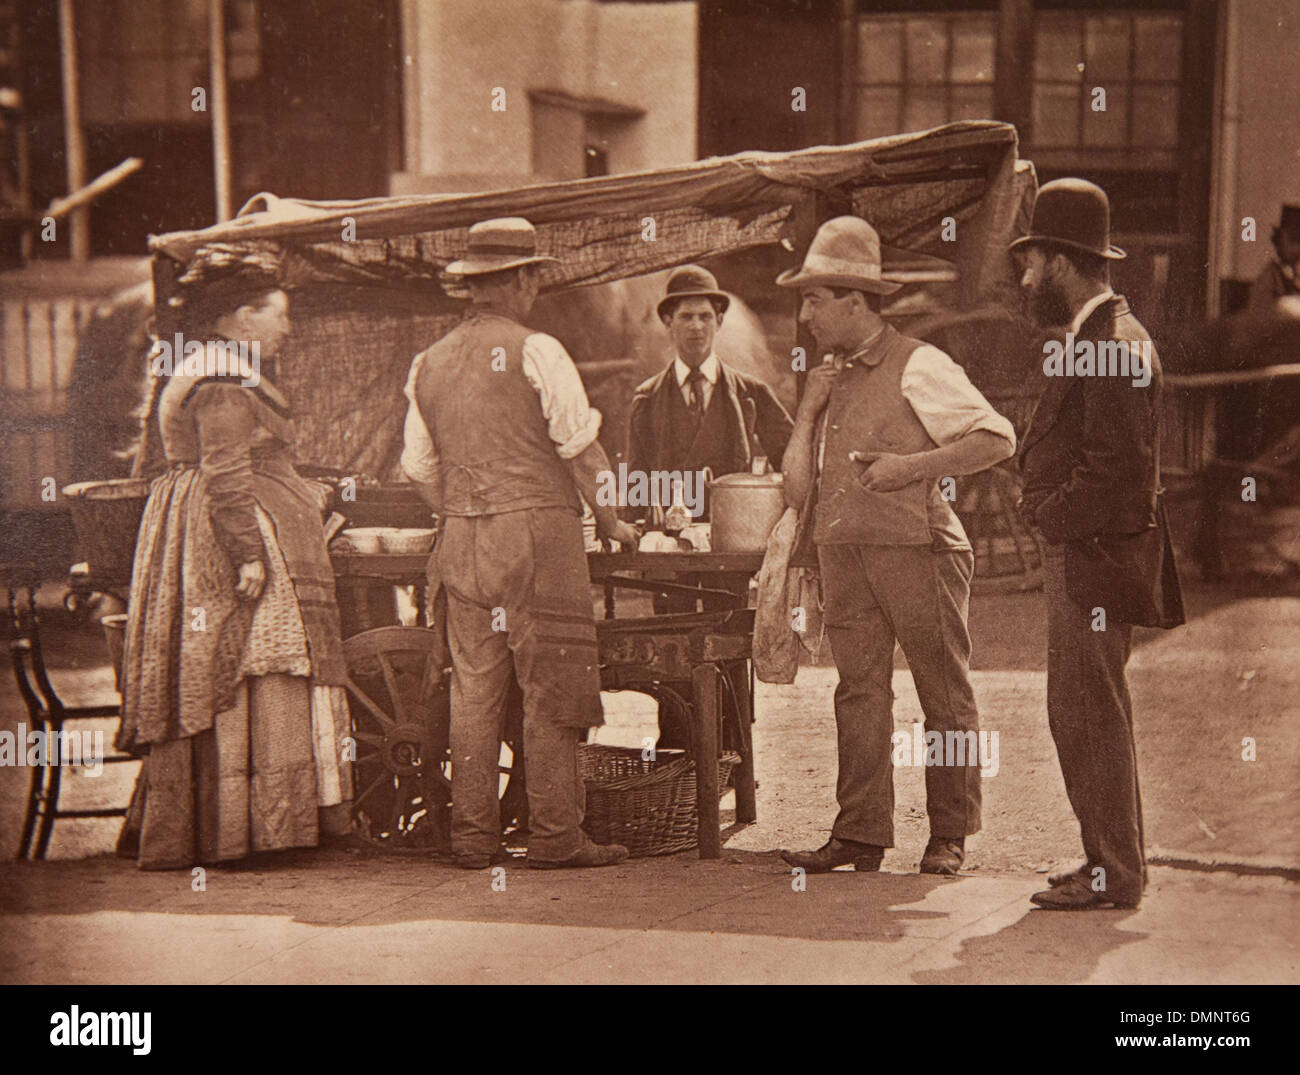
[57,0,89,260]
[209,0,233,222]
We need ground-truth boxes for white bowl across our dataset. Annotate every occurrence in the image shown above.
[379,528,436,555]
[341,527,394,554]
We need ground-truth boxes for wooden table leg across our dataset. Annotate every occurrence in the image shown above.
[729,660,757,824]
[693,663,721,858]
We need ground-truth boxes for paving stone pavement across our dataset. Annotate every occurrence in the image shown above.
[1,852,1294,984]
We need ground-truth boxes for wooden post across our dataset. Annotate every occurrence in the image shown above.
[56,0,88,261]
[836,0,858,144]
[994,0,1034,139]
[209,0,233,223]
[693,663,721,859]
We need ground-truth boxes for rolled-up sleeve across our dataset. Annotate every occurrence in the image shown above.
[400,351,440,484]
[521,332,602,460]
[901,345,1017,450]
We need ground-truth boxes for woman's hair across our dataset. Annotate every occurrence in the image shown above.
[168,242,285,336]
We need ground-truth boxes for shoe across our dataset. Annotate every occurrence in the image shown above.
[1048,863,1090,887]
[526,842,629,870]
[920,835,965,875]
[1030,875,1139,910]
[779,837,885,873]
[453,847,511,870]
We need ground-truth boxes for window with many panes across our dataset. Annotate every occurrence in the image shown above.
[855,12,997,140]
[76,0,262,127]
[1031,11,1182,158]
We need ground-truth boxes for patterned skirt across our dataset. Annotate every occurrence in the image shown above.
[117,467,352,868]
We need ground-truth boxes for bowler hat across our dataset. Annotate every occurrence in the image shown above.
[1274,205,1300,242]
[445,217,559,276]
[775,216,902,295]
[1009,178,1126,260]
[657,265,731,319]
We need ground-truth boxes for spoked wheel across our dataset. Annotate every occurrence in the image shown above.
[341,625,529,854]
[343,627,452,852]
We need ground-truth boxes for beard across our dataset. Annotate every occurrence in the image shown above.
[1025,278,1073,329]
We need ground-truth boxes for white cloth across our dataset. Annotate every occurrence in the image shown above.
[674,353,720,410]
[1070,288,1117,335]
[753,506,824,684]
[900,345,1018,449]
[400,330,603,483]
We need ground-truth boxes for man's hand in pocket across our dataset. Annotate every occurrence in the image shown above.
[850,450,918,492]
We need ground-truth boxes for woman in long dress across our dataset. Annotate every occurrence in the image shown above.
[116,243,352,869]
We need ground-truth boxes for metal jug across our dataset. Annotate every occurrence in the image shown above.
[708,471,786,553]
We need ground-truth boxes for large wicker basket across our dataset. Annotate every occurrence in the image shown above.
[578,743,742,857]
[61,478,151,587]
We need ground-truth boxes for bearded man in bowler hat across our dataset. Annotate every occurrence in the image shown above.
[1248,204,1300,311]
[1012,178,1184,910]
[777,217,1016,876]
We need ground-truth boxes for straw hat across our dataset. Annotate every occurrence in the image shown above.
[445,217,559,276]
[1009,178,1126,261]
[775,216,902,295]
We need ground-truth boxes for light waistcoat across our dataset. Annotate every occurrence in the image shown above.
[816,324,966,547]
[414,310,582,517]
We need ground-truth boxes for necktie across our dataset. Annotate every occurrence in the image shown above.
[685,368,706,416]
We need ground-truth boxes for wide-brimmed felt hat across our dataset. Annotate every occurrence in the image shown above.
[1009,177,1126,261]
[657,265,731,319]
[445,217,559,276]
[775,216,902,295]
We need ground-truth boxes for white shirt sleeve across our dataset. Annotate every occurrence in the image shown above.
[521,332,603,460]
[399,351,441,484]
[900,345,1017,450]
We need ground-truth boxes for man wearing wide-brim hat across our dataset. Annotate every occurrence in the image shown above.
[627,264,793,517]
[775,216,1017,877]
[1011,178,1184,910]
[401,217,639,870]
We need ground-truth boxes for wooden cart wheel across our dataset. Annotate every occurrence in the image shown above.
[341,625,528,853]
[343,627,452,851]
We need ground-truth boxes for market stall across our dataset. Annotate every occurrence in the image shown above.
[62,121,1034,859]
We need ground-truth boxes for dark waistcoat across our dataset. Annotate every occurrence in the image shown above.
[659,379,748,477]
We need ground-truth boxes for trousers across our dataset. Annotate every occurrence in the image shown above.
[1042,544,1145,903]
[817,542,982,847]
[437,509,601,860]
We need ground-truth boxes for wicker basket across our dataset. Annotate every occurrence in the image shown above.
[579,743,742,857]
[61,479,151,587]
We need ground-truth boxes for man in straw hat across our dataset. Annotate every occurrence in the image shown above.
[401,217,639,870]
[1012,179,1183,910]
[775,216,1016,877]
[627,265,793,513]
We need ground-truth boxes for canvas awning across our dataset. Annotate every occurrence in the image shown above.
[150,121,1033,308]
[145,121,1035,479]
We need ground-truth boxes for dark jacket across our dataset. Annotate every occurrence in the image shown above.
[627,359,793,480]
[1019,295,1185,629]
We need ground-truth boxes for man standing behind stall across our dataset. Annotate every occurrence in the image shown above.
[401,217,638,870]
[776,217,1016,876]
[627,265,793,514]
[1013,179,1183,910]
